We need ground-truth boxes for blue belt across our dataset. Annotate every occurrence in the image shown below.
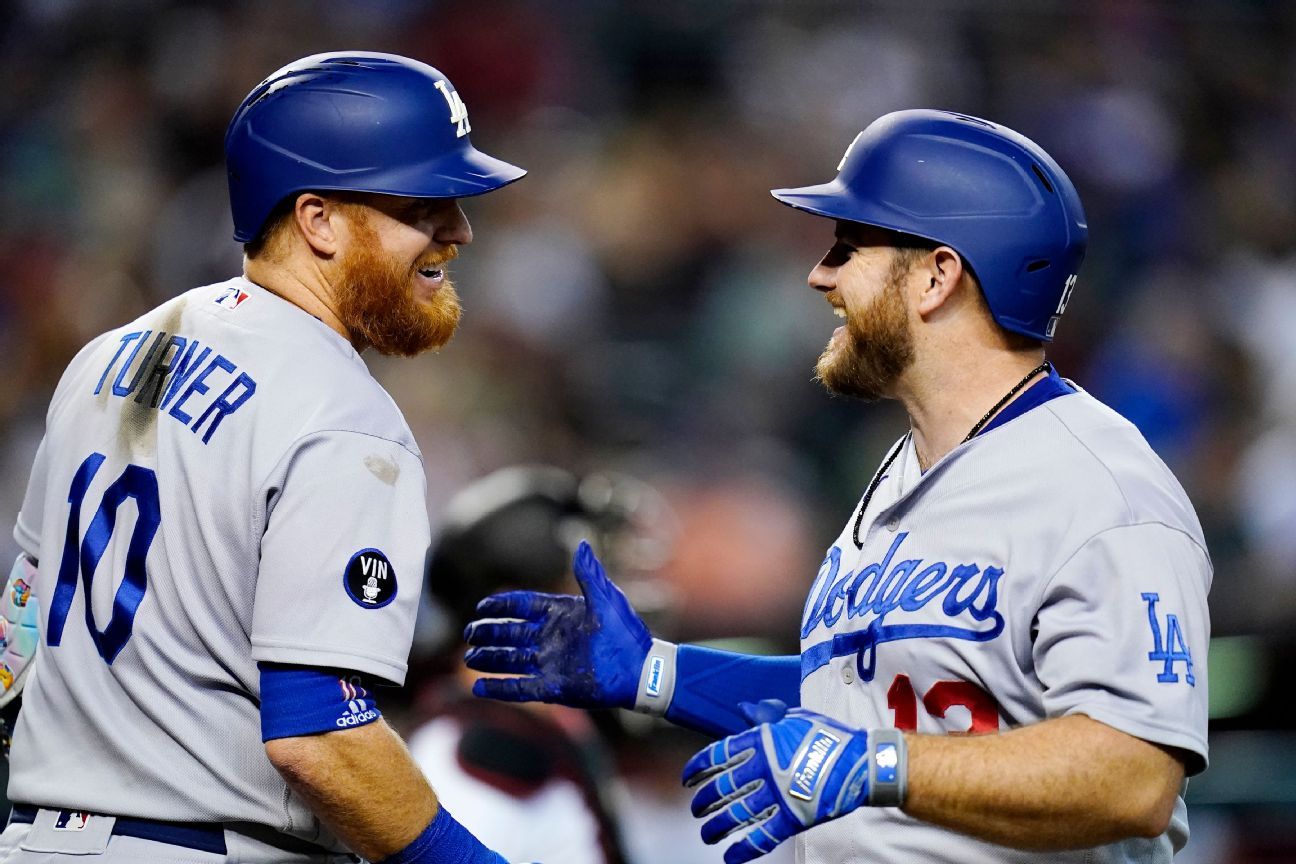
[9,805,227,855]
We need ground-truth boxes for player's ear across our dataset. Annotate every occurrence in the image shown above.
[914,246,967,319]
[292,193,340,257]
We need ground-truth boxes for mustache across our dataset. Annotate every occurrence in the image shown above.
[415,245,459,271]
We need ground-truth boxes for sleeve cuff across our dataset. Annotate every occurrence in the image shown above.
[259,663,382,741]
[633,638,678,716]
[1062,705,1209,775]
[251,640,409,686]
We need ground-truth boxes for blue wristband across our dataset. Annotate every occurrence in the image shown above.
[259,663,382,741]
[379,806,508,864]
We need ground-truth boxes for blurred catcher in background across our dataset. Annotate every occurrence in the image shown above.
[406,465,678,864]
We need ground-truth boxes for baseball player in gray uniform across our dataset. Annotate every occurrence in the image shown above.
[0,52,532,864]
[462,110,1211,863]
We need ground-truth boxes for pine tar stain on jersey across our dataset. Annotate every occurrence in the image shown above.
[93,330,258,445]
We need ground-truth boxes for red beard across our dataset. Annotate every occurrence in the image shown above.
[334,213,463,357]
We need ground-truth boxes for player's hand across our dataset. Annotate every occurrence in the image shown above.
[682,700,873,864]
[464,541,653,709]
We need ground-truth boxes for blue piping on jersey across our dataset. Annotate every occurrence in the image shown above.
[917,367,1075,476]
[801,615,1004,683]
[977,365,1076,437]
[796,372,1069,681]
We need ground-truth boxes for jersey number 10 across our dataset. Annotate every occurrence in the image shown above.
[47,452,161,664]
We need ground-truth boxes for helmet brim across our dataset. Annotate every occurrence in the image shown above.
[770,182,947,247]
[371,144,527,199]
[770,182,855,222]
[231,146,527,242]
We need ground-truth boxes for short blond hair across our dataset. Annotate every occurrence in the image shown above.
[242,198,294,261]
[890,236,1041,349]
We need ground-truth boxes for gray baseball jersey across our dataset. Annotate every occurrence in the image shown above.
[798,388,1210,863]
[8,277,429,844]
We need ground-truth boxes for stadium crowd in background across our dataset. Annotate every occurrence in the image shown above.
[1,1,1294,861]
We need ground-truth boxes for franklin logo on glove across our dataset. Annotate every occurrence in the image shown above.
[789,731,841,800]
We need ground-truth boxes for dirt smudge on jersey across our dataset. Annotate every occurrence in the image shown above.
[117,298,187,458]
[364,454,400,485]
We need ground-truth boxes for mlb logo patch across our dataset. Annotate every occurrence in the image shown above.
[214,285,250,310]
[53,810,93,831]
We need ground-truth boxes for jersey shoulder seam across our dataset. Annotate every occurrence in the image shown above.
[1038,398,1207,560]
[292,427,420,461]
[250,428,422,542]
[1039,400,1137,520]
[255,427,422,493]
[1041,396,1209,549]
[1033,520,1211,614]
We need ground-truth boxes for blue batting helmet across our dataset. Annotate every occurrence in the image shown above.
[225,51,526,243]
[772,110,1087,341]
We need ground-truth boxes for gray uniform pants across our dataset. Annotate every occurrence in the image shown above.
[0,812,359,864]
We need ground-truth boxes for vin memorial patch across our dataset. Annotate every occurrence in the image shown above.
[344,548,397,609]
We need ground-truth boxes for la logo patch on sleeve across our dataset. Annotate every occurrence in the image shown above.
[343,549,397,609]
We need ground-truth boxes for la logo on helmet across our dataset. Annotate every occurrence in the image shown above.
[434,80,471,138]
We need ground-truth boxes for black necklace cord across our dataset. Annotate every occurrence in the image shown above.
[851,360,1051,549]
[851,432,909,549]
[960,360,1052,443]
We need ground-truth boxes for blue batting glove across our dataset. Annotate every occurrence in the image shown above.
[683,703,887,864]
[464,541,653,709]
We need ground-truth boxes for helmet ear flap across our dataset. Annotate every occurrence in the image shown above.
[225,52,525,244]
[771,110,1086,342]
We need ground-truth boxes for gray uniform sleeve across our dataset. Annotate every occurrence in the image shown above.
[13,434,49,558]
[252,431,430,684]
[1034,522,1211,773]
[14,333,112,560]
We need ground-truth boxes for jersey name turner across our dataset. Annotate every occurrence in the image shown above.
[93,330,257,445]
[8,278,427,840]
